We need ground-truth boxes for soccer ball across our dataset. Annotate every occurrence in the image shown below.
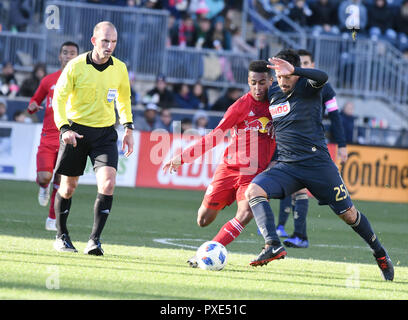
[196,241,228,271]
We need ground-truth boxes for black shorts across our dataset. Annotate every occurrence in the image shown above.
[55,122,118,177]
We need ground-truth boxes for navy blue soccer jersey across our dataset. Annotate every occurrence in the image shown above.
[321,82,347,148]
[321,82,335,114]
[268,71,329,162]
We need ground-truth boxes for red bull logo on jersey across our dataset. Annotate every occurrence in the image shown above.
[243,117,273,134]
[269,101,290,119]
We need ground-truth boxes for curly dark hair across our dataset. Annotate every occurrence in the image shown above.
[248,60,271,75]
[275,49,301,68]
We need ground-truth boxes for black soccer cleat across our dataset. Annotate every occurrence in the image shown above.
[374,252,394,281]
[54,234,78,253]
[84,238,104,256]
[250,245,287,267]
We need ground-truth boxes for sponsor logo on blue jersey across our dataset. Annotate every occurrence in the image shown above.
[269,101,290,119]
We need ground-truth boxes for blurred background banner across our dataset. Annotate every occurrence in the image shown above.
[0,122,39,181]
[336,144,408,203]
[1,124,407,203]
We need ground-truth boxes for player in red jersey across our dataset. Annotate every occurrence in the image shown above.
[27,41,79,231]
[163,60,275,267]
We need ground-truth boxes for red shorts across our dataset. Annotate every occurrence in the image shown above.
[36,136,59,173]
[202,163,260,211]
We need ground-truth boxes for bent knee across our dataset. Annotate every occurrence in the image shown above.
[339,206,358,225]
[197,207,218,227]
[245,183,267,200]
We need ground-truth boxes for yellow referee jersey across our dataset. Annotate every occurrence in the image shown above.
[53,52,133,129]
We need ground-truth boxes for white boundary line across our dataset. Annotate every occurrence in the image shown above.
[152,237,372,251]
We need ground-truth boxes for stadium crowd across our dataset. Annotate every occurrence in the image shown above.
[0,0,407,146]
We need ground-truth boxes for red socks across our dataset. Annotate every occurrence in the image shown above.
[212,218,244,247]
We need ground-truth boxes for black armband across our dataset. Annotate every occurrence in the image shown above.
[60,124,71,134]
[123,122,134,130]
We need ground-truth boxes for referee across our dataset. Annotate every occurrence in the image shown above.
[52,21,134,255]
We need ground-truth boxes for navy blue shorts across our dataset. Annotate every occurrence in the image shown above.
[251,156,353,215]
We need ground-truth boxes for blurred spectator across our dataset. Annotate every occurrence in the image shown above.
[205,16,231,50]
[195,17,212,49]
[255,0,288,22]
[154,108,173,132]
[173,83,200,109]
[0,62,19,97]
[9,0,34,32]
[143,0,163,9]
[395,128,408,148]
[193,109,209,136]
[145,74,175,109]
[191,81,209,109]
[126,0,140,7]
[288,0,312,27]
[211,87,242,111]
[206,0,225,20]
[128,70,140,105]
[18,63,47,97]
[165,0,189,19]
[180,117,193,133]
[256,33,271,60]
[395,0,408,51]
[178,14,197,47]
[167,14,180,46]
[340,101,356,143]
[338,0,368,35]
[309,0,340,37]
[212,40,235,82]
[134,103,159,131]
[367,0,396,43]
[13,110,32,123]
[231,26,258,55]
[189,0,210,19]
[0,98,8,121]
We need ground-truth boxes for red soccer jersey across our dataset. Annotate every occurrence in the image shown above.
[28,70,61,140]
[181,92,276,174]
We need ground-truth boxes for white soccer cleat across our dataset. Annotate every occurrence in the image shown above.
[45,217,57,231]
[38,185,51,206]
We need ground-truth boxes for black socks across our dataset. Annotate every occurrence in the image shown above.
[90,193,113,241]
[55,192,72,237]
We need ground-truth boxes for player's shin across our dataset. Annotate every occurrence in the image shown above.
[54,192,72,237]
[278,195,292,227]
[349,210,384,256]
[48,183,59,219]
[212,218,244,246]
[293,193,308,239]
[90,193,113,241]
[248,196,281,245]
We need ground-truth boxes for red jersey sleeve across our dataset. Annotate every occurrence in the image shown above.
[181,94,250,164]
[28,77,48,114]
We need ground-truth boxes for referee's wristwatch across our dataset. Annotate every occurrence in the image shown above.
[123,122,134,130]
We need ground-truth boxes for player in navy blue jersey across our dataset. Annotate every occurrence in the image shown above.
[276,49,348,249]
[246,49,394,281]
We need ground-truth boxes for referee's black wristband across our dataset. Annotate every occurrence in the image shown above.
[60,124,71,134]
[123,122,134,130]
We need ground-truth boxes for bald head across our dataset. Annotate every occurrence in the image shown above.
[93,21,117,36]
[91,21,118,64]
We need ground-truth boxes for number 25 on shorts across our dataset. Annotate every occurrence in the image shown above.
[334,184,349,201]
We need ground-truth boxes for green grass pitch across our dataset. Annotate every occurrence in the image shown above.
[0,179,407,300]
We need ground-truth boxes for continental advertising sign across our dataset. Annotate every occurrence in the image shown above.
[336,144,408,203]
